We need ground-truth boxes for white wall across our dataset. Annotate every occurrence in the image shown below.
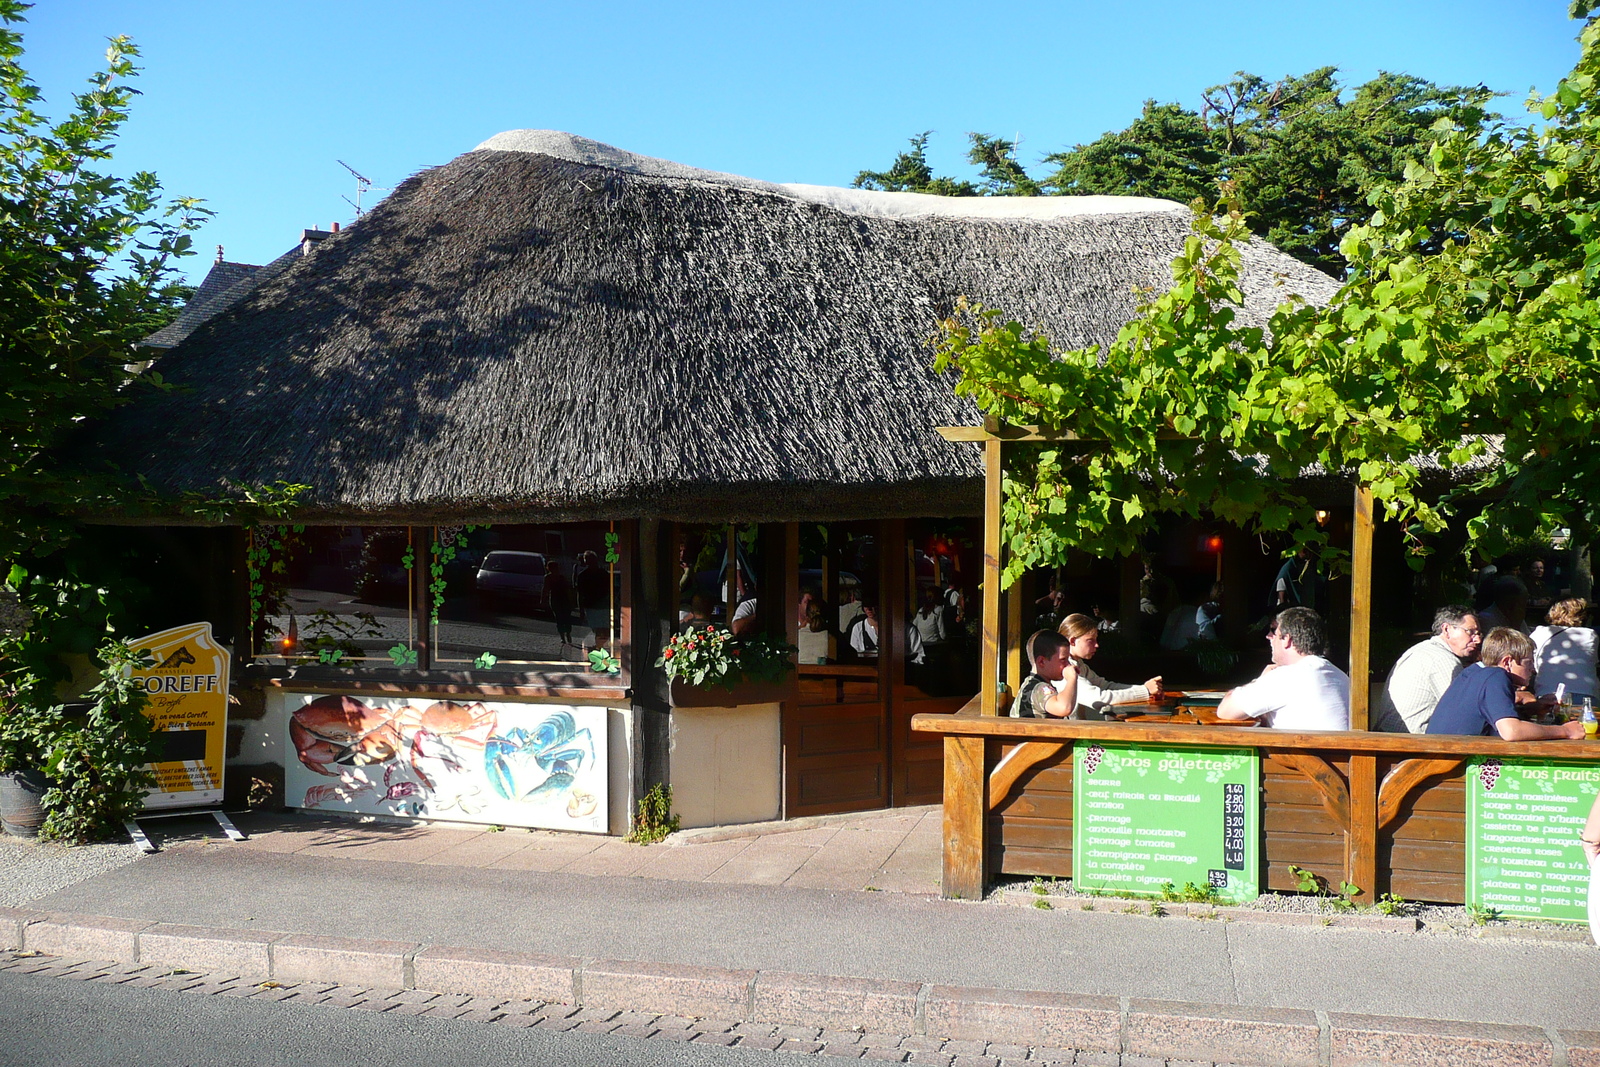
[668,702,782,829]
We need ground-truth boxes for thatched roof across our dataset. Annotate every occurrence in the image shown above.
[87,130,1340,524]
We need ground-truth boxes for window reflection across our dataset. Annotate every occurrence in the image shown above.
[261,526,415,664]
[432,523,615,666]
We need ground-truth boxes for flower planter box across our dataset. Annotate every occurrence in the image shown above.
[669,677,791,708]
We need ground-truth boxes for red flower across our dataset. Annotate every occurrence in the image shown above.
[664,650,674,659]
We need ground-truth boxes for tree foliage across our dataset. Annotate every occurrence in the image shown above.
[934,14,1600,584]
[0,0,209,562]
[854,130,1041,196]
[861,68,1495,275]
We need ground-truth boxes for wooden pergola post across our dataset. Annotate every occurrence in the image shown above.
[981,432,1004,716]
[932,420,1384,900]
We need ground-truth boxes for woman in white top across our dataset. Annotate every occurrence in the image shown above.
[1532,597,1599,700]
[1055,613,1163,717]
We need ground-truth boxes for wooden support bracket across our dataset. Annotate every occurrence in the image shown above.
[1267,752,1350,827]
[988,741,1069,812]
[1377,757,1466,832]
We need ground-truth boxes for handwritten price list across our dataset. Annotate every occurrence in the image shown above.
[1072,743,1259,904]
[1467,757,1600,924]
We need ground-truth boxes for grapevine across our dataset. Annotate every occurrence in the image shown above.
[1083,744,1106,775]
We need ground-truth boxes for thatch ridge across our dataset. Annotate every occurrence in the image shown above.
[87,134,1340,524]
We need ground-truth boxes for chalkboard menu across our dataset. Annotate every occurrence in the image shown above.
[1466,757,1599,923]
[1072,742,1260,904]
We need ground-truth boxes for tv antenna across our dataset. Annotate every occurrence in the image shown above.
[338,159,373,216]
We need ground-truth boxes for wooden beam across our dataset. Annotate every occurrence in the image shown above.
[1347,754,1378,899]
[981,437,1003,716]
[937,425,1195,444]
[1005,577,1024,702]
[1350,485,1375,731]
[942,734,987,899]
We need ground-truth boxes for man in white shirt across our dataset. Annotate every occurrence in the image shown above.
[1371,606,1481,732]
[1217,607,1350,730]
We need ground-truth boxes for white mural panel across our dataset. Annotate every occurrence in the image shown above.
[285,695,607,833]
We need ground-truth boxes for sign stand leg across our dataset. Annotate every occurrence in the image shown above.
[212,810,247,841]
[124,820,157,854]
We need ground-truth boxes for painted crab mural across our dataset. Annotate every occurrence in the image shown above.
[286,695,606,831]
[289,695,403,776]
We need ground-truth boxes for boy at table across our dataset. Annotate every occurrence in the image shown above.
[1009,630,1079,718]
[1426,627,1580,739]
[1216,607,1350,730]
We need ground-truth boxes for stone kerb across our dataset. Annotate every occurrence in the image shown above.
[1,908,1589,1065]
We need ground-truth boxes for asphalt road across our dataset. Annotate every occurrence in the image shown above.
[0,969,778,1067]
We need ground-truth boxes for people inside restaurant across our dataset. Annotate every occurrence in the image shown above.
[1531,597,1598,702]
[1216,607,1351,730]
[1053,613,1162,718]
[1371,606,1482,733]
[1476,576,1531,635]
[1427,627,1580,739]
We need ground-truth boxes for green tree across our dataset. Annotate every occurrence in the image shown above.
[933,11,1600,581]
[854,131,978,195]
[1046,68,1497,273]
[966,133,1041,197]
[853,130,1042,197]
[0,0,209,563]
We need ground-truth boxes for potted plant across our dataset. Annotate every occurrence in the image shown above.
[657,625,795,706]
[0,575,161,842]
[0,697,50,837]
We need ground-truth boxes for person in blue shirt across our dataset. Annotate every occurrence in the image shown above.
[1427,627,1580,739]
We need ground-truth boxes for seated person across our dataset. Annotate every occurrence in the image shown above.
[678,593,714,633]
[848,603,880,657]
[1055,613,1161,717]
[1194,582,1224,642]
[1531,597,1598,702]
[1371,606,1481,733]
[1428,627,1580,739]
[1217,607,1350,730]
[1477,576,1531,635]
[1010,630,1077,718]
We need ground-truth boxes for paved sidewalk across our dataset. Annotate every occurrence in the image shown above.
[206,806,943,896]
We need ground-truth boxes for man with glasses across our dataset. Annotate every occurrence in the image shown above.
[1217,607,1350,730]
[1371,606,1482,733]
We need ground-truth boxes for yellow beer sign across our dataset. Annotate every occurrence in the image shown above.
[127,622,230,811]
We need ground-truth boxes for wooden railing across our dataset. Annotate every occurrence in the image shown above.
[911,709,1600,901]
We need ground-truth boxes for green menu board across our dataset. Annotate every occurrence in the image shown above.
[1072,742,1259,904]
[1466,757,1599,924]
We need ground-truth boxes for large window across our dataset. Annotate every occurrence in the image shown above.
[795,522,880,665]
[674,524,762,637]
[904,519,980,697]
[431,522,618,668]
[257,525,417,666]
[253,522,622,673]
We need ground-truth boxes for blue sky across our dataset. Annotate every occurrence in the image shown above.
[24,1,1583,283]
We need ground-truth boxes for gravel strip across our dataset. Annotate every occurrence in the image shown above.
[0,834,144,907]
[990,874,1596,940]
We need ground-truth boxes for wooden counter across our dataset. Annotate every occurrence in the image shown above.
[910,709,1600,902]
